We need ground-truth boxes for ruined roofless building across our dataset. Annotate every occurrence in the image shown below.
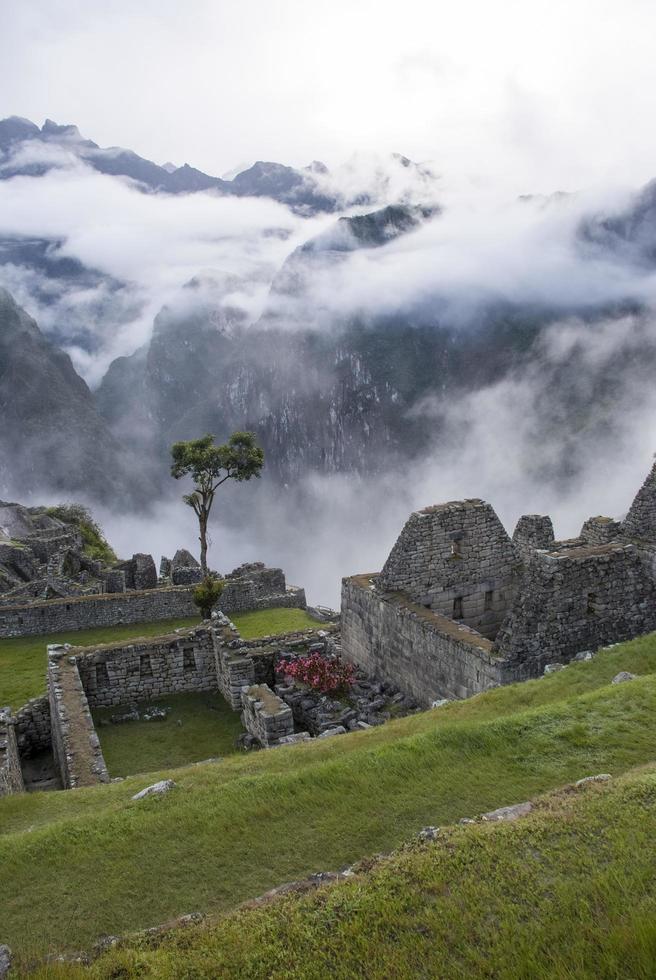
[341,460,656,706]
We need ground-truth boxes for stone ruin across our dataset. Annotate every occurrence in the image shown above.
[341,459,656,706]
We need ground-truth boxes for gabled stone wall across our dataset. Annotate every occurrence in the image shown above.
[622,461,656,541]
[379,500,518,640]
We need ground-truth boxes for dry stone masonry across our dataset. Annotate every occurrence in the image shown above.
[342,459,656,705]
[0,562,306,638]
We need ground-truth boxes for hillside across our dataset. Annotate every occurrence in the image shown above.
[2,631,656,970]
[44,765,656,979]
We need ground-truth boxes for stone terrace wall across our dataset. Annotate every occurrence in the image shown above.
[0,707,24,795]
[380,500,518,640]
[342,575,519,705]
[0,586,197,639]
[495,541,656,668]
[14,695,51,757]
[0,572,306,639]
[47,645,110,789]
[75,626,217,709]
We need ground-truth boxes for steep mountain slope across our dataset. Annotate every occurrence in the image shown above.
[0,288,142,502]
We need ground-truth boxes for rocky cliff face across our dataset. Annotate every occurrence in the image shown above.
[0,288,145,502]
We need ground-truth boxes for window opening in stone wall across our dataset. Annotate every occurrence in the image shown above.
[183,647,196,673]
[96,663,109,689]
[140,654,153,678]
[453,596,463,619]
[451,539,461,558]
[484,590,493,611]
[586,592,597,615]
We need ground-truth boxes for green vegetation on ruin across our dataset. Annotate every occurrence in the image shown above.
[227,606,324,638]
[42,765,656,980]
[46,504,117,564]
[0,607,318,709]
[2,632,656,967]
[93,692,244,777]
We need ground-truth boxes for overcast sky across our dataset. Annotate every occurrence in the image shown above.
[2,0,656,192]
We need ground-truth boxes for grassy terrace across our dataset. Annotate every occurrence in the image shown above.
[46,765,656,979]
[2,632,656,966]
[94,692,244,777]
[0,606,320,710]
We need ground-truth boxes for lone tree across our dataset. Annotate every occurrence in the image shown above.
[170,432,264,576]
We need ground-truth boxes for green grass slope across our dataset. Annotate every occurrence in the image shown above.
[56,765,656,980]
[2,634,656,966]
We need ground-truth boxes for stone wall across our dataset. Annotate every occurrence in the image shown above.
[0,707,24,796]
[622,460,656,541]
[14,695,51,757]
[240,684,294,747]
[0,586,198,639]
[494,541,656,668]
[75,626,217,709]
[379,500,518,640]
[342,575,519,706]
[47,645,110,789]
[580,516,622,546]
[0,569,306,639]
[512,515,555,560]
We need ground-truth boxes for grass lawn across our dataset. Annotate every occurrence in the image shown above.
[48,765,656,979]
[2,633,656,965]
[93,692,243,777]
[0,607,319,710]
[230,606,323,639]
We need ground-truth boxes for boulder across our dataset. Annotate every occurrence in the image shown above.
[575,774,612,787]
[132,553,157,590]
[482,801,532,822]
[0,945,11,979]
[132,779,176,801]
[612,671,637,684]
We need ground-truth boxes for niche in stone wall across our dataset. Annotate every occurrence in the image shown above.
[140,654,153,678]
[484,590,493,611]
[453,596,464,619]
[96,663,109,689]
[586,592,598,615]
[183,647,196,673]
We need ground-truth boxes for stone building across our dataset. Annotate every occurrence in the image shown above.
[341,460,656,706]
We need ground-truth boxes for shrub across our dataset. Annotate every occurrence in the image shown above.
[280,652,356,695]
[193,575,225,619]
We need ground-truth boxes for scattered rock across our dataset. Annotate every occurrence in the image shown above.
[276,732,311,745]
[574,650,595,661]
[482,801,533,822]
[543,663,565,675]
[317,725,347,738]
[417,826,440,840]
[612,671,637,684]
[131,779,176,801]
[575,773,612,787]
[0,945,11,979]
[458,817,476,825]
[142,706,169,722]
[431,698,450,708]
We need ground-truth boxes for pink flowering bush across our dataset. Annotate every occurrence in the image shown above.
[279,652,355,695]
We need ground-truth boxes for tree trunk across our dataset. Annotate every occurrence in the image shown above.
[199,509,208,577]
